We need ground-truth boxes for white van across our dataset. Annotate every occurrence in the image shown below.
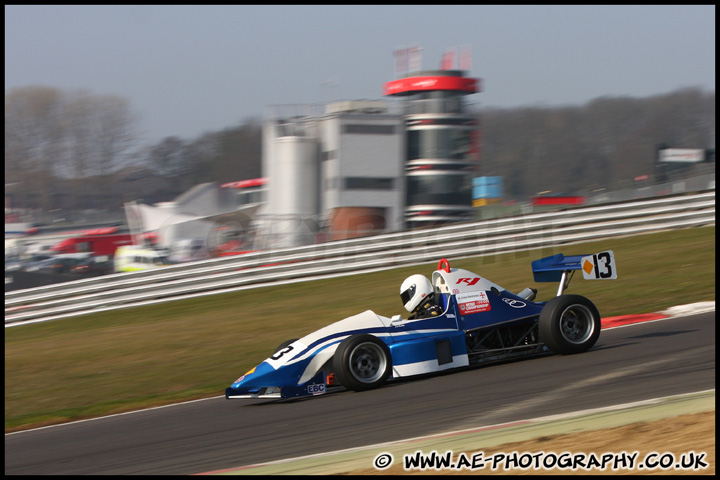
[114,246,173,273]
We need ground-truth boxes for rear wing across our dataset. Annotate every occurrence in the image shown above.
[532,251,617,296]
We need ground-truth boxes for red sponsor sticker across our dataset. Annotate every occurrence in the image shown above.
[457,291,491,314]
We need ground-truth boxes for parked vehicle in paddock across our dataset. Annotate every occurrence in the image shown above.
[24,254,91,275]
[5,253,52,272]
[51,232,132,257]
[113,245,174,273]
[226,251,617,400]
[69,255,115,277]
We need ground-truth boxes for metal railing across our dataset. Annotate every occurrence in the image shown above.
[5,191,715,327]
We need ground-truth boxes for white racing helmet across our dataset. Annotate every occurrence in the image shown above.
[400,274,433,313]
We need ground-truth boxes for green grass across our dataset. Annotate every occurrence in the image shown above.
[4,227,715,432]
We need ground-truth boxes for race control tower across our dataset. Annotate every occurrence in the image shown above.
[384,68,481,228]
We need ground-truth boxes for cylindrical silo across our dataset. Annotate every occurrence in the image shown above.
[269,136,319,216]
[265,135,320,247]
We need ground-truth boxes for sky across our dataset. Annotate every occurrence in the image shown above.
[5,5,716,145]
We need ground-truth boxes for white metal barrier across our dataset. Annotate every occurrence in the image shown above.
[5,191,715,327]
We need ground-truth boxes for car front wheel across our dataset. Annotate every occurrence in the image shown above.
[333,334,391,391]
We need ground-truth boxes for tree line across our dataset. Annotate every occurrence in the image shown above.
[5,86,262,216]
[478,87,714,198]
[4,85,714,220]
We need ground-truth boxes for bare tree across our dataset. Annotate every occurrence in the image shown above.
[5,86,66,211]
[91,94,136,177]
[148,136,186,177]
[5,86,139,213]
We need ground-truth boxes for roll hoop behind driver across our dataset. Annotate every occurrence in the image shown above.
[400,274,444,320]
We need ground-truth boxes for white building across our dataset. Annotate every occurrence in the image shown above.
[258,100,405,249]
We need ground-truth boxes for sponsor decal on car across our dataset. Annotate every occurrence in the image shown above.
[502,298,527,308]
[457,291,491,314]
[307,383,326,395]
[234,366,256,383]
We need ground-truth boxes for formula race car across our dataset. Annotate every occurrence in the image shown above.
[226,251,617,400]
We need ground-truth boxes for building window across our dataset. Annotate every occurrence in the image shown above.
[322,150,337,161]
[405,97,463,114]
[343,177,395,190]
[406,173,471,206]
[407,128,472,160]
[343,124,396,135]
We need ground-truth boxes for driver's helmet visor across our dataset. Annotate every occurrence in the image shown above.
[400,284,416,306]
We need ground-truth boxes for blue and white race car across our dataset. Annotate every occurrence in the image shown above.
[226,251,617,400]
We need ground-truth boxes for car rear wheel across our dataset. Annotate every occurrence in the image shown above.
[333,334,391,391]
[539,294,601,354]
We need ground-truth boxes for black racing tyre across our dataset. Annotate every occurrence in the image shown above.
[538,294,601,354]
[333,334,392,391]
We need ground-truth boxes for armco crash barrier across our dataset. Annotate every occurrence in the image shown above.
[4,191,715,327]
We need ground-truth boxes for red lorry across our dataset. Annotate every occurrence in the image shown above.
[51,231,133,257]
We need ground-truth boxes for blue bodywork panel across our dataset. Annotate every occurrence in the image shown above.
[531,253,586,282]
[453,290,546,331]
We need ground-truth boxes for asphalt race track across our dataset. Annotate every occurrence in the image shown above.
[5,312,715,475]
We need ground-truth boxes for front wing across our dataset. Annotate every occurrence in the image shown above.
[225,370,328,400]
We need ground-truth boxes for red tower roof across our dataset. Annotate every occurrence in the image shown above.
[384,74,480,96]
